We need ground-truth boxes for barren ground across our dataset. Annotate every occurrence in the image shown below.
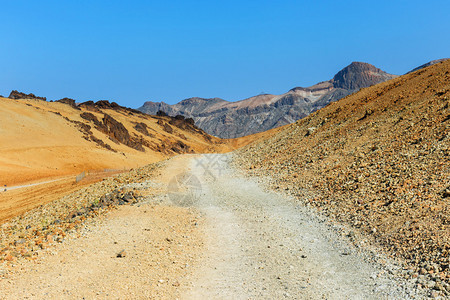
[0,154,425,299]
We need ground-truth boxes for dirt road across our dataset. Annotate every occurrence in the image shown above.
[0,154,420,299]
[181,154,418,299]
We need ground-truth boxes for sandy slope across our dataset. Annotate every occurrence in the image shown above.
[0,98,156,186]
[0,97,253,223]
[0,97,237,187]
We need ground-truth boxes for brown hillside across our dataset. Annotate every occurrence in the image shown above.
[235,60,450,284]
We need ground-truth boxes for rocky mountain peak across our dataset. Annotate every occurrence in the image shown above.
[332,62,395,90]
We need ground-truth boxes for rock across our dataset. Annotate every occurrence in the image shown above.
[434,282,444,291]
[442,187,450,198]
[77,208,88,216]
[116,250,126,258]
[56,97,78,109]
[122,192,135,203]
[163,123,173,134]
[427,280,436,289]
[14,238,26,246]
[172,281,180,287]
[95,100,120,109]
[430,291,440,298]
[8,90,46,101]
[101,114,145,152]
[134,122,152,137]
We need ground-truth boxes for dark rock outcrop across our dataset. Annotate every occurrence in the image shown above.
[65,115,115,151]
[56,97,79,109]
[134,122,154,137]
[79,100,147,117]
[95,100,120,109]
[138,62,397,138]
[102,114,131,144]
[79,112,146,152]
[8,90,46,101]
[78,101,101,112]
[100,114,145,152]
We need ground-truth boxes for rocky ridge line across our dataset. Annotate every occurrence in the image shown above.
[139,62,397,138]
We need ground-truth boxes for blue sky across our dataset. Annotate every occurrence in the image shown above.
[0,0,449,107]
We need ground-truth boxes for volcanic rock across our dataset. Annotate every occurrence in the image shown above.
[56,97,78,109]
[9,90,46,101]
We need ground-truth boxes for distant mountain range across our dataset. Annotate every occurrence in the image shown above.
[139,62,398,138]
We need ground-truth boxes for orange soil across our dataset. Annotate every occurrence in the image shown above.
[0,97,233,187]
[0,171,128,223]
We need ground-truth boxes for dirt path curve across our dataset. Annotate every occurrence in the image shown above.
[0,154,419,299]
[181,154,416,299]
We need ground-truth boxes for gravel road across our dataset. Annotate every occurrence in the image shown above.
[181,154,421,299]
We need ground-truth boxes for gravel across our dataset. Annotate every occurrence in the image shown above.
[181,154,427,299]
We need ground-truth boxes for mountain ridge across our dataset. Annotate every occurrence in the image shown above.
[139,62,397,138]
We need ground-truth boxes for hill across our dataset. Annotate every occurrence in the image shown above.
[0,96,235,187]
[234,59,450,287]
[139,62,397,138]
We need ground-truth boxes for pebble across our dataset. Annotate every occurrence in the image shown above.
[116,250,126,258]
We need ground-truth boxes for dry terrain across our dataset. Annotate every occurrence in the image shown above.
[0,155,426,299]
[234,59,450,296]
[0,96,261,223]
[0,61,448,299]
[0,96,227,187]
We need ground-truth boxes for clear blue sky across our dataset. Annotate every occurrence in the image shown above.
[1,0,449,107]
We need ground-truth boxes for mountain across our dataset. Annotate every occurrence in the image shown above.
[0,95,237,187]
[234,59,450,284]
[139,62,397,138]
[407,58,449,74]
